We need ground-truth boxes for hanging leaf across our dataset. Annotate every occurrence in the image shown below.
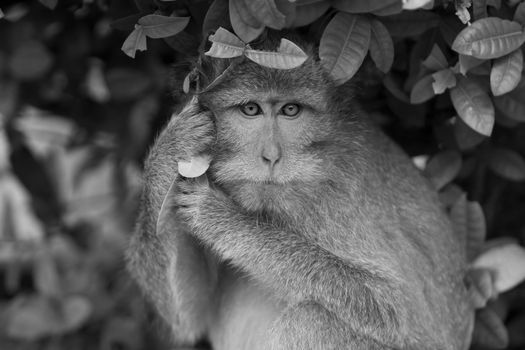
[452,18,525,59]
[458,54,485,75]
[472,307,509,349]
[205,27,245,58]
[320,13,371,84]
[514,2,525,26]
[292,1,330,27]
[244,0,286,29]
[137,15,189,39]
[473,0,488,20]
[229,0,265,43]
[332,0,399,13]
[423,150,462,190]
[121,25,147,58]
[490,49,523,96]
[369,19,394,73]
[410,75,435,104]
[202,0,231,36]
[244,38,308,69]
[450,76,494,136]
[422,44,448,71]
[473,242,525,292]
[178,154,212,178]
[487,147,525,181]
[432,68,456,94]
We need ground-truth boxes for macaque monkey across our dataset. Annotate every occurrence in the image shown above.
[127,35,474,350]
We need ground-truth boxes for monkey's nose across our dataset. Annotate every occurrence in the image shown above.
[261,143,281,169]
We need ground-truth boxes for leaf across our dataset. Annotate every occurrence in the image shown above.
[452,18,525,59]
[111,14,144,31]
[369,19,394,73]
[493,80,525,122]
[381,11,440,37]
[454,116,486,151]
[487,147,525,181]
[465,268,495,308]
[458,54,485,75]
[178,154,212,178]
[121,26,147,58]
[450,76,495,136]
[319,13,371,84]
[244,0,286,29]
[472,307,509,349]
[423,150,462,190]
[137,15,189,39]
[466,201,487,261]
[490,49,523,96]
[292,1,330,27]
[205,27,245,58]
[402,0,434,10]
[331,0,399,13]
[106,68,151,100]
[34,253,61,297]
[473,242,525,292]
[8,41,53,81]
[514,2,525,26]
[202,0,231,36]
[410,75,435,104]
[422,44,448,71]
[39,0,58,10]
[229,0,264,43]
[432,69,456,94]
[473,0,488,20]
[371,2,402,16]
[244,38,308,69]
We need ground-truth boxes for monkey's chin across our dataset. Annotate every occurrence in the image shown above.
[221,180,291,213]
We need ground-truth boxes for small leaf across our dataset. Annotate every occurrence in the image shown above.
[369,19,394,73]
[332,0,399,13]
[320,13,371,84]
[487,147,525,181]
[244,0,286,29]
[450,76,495,136]
[458,54,485,75]
[514,2,525,26]
[121,26,147,58]
[202,0,231,36]
[432,69,456,94]
[472,307,509,349]
[490,48,523,96]
[229,0,264,43]
[465,268,495,308]
[452,18,525,59]
[137,15,189,39]
[178,154,212,178]
[292,1,330,27]
[205,27,245,58]
[473,242,525,292]
[410,75,435,104]
[422,44,448,71]
[423,150,462,190]
[244,38,308,69]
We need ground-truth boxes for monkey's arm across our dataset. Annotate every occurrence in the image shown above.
[126,103,216,344]
[177,182,411,348]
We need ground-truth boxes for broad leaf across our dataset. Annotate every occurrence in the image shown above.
[487,147,525,181]
[244,0,286,29]
[458,54,485,75]
[422,44,448,71]
[450,76,494,136]
[490,49,523,96]
[292,1,330,27]
[205,27,245,58]
[229,0,264,43]
[138,15,189,39]
[121,26,147,58]
[369,19,394,73]
[452,18,525,59]
[320,13,371,84]
[202,0,231,36]
[432,68,456,94]
[473,242,525,292]
[331,0,399,13]
[410,75,435,104]
[423,150,462,190]
[472,307,509,349]
[245,38,308,69]
[178,155,211,178]
[514,2,525,26]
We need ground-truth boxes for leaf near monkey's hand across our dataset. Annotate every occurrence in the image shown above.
[178,154,211,178]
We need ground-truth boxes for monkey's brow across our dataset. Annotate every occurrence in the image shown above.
[219,88,323,111]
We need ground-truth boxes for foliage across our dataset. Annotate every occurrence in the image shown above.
[1,0,525,349]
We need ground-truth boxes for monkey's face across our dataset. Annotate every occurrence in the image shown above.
[199,61,346,208]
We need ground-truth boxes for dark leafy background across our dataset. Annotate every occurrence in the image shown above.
[1,0,525,349]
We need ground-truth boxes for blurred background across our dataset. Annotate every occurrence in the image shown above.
[1,0,525,349]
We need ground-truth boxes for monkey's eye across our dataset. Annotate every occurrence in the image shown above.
[281,103,301,117]
[240,102,261,117]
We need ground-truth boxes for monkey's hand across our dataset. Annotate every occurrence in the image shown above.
[174,179,415,349]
